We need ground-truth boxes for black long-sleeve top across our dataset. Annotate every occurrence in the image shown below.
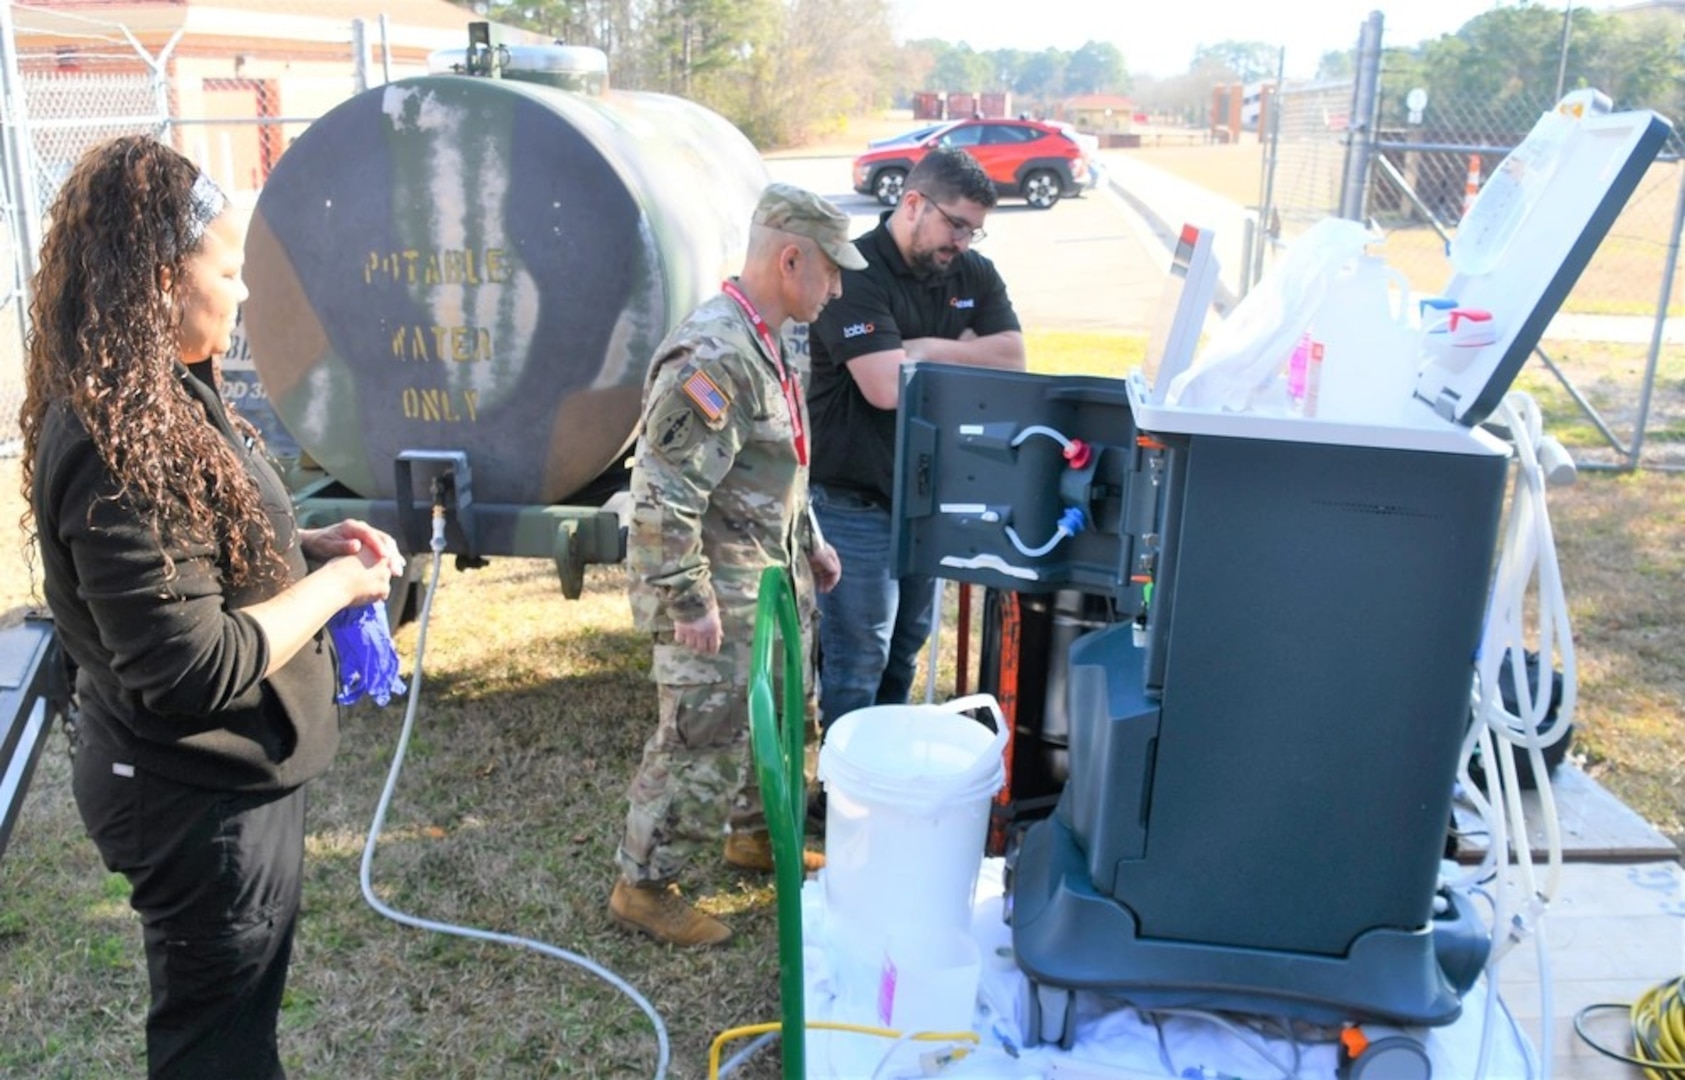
[32,362,338,791]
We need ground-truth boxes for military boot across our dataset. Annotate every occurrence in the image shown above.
[609,880,732,947]
[723,831,826,874]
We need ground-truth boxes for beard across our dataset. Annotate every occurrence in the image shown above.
[907,243,959,279]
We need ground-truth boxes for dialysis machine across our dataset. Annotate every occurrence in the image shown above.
[891,107,1670,1046]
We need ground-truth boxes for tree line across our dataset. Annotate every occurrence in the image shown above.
[469,0,893,146]
[463,1,1685,146]
[890,39,1128,104]
[1384,5,1685,137]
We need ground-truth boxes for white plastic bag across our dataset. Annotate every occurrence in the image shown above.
[1167,217,1372,413]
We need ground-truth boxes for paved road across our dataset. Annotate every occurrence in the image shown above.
[764,155,1172,336]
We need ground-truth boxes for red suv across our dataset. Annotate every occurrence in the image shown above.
[852,117,1093,210]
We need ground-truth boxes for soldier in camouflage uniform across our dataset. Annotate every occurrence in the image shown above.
[610,183,864,947]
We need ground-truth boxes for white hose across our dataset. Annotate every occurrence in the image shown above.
[924,578,943,704]
[1010,424,1073,451]
[359,515,672,1078]
[1456,390,1577,1080]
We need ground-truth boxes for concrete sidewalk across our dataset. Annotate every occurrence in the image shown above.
[1098,148,1252,317]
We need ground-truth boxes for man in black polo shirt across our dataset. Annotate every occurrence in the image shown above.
[807,148,1026,736]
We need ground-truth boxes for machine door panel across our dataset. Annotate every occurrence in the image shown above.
[893,364,1156,605]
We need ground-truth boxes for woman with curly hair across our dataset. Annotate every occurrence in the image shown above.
[19,134,404,1079]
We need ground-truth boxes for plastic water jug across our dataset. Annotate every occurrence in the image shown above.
[1305,254,1418,424]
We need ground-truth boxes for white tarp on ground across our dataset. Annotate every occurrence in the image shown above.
[802,858,1534,1080]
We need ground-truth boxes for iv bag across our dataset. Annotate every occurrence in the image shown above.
[1451,112,1570,276]
[1450,90,1610,278]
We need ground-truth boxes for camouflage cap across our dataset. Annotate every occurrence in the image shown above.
[752,182,867,271]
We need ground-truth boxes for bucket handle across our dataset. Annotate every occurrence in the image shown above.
[937,693,1010,768]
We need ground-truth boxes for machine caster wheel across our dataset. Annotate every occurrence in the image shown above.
[1345,1035,1432,1079]
[1027,981,1077,1049]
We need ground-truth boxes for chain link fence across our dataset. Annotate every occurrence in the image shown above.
[1,23,168,451]
[0,7,386,453]
[1258,14,1685,470]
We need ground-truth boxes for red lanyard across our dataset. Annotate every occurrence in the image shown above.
[721,280,808,465]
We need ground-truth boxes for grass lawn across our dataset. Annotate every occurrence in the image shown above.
[0,284,1680,1075]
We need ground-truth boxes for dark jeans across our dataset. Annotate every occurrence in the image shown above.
[73,738,304,1080]
[811,483,937,733]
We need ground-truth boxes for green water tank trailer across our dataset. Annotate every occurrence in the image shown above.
[239,44,769,595]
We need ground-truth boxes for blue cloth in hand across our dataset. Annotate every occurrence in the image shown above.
[327,602,408,706]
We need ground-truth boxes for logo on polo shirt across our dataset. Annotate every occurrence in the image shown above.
[842,322,875,339]
[950,297,975,309]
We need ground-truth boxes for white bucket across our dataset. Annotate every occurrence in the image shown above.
[818,694,1006,1002]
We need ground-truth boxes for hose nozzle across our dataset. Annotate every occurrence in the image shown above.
[429,475,450,552]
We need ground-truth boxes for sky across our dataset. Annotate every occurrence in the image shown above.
[889,0,1576,79]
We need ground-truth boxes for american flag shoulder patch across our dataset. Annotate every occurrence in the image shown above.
[681,367,729,422]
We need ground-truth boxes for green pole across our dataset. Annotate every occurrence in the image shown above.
[748,566,808,1078]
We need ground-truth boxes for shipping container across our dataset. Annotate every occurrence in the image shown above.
[912,91,945,120]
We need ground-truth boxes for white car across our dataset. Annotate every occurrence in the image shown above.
[1052,122,1104,190]
[867,123,947,149]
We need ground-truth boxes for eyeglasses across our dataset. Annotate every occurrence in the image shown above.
[919,194,986,243]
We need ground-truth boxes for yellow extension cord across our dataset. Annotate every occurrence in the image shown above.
[1634,977,1685,1080]
[1575,975,1685,1079]
[707,1021,980,1079]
